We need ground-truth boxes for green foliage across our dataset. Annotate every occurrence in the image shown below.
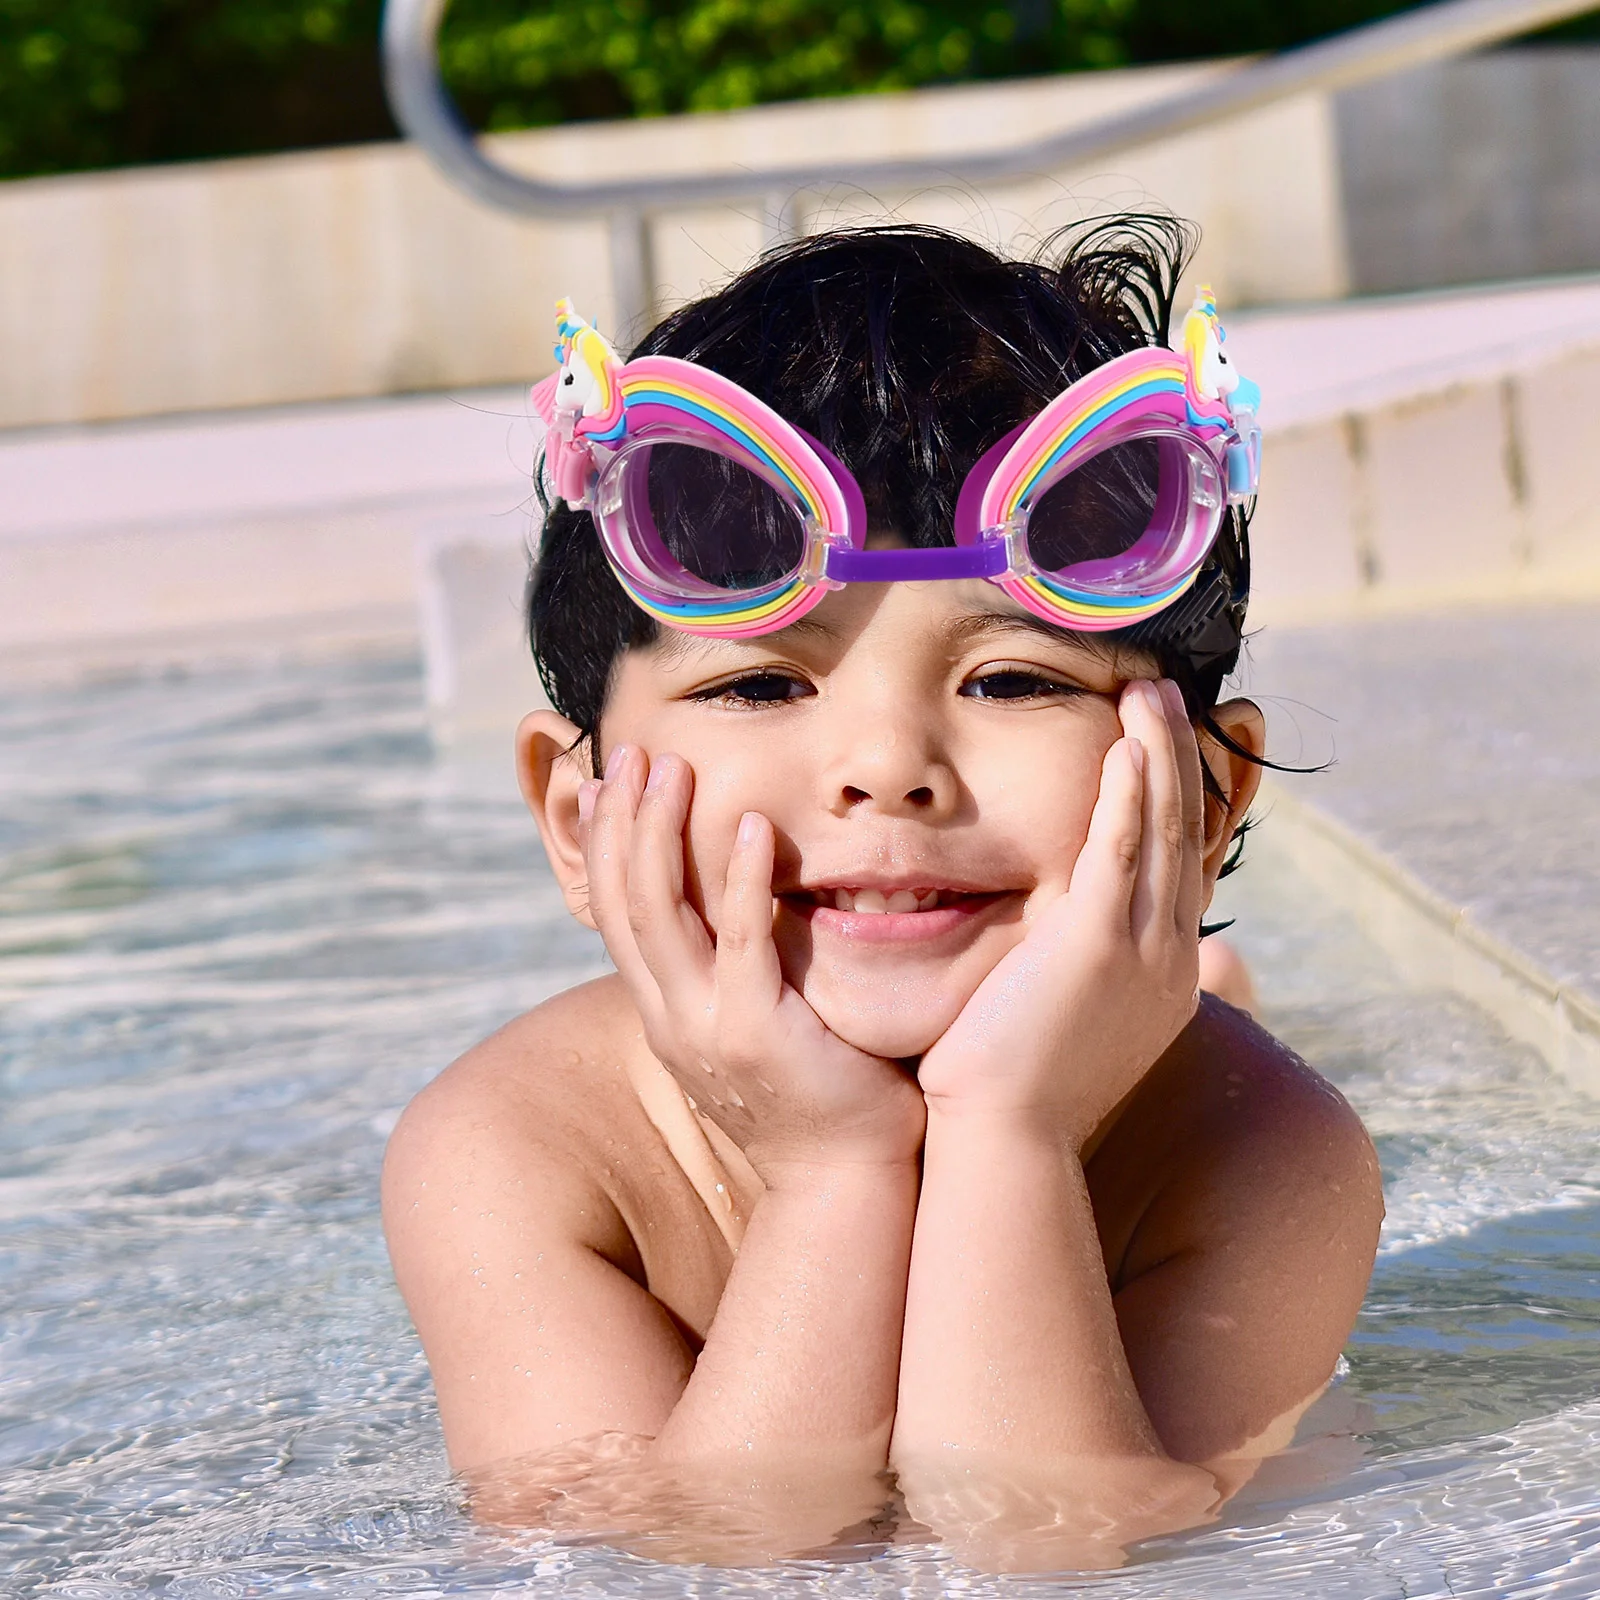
[436,0,1142,131]
[4,0,1598,180]
[0,0,390,176]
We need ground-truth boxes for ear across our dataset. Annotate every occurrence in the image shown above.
[516,709,597,930]
[1196,697,1266,911]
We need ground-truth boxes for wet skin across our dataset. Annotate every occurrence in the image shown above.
[382,577,1384,1569]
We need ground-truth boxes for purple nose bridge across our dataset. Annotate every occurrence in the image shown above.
[822,542,1010,583]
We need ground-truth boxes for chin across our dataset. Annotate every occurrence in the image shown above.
[803,984,966,1060]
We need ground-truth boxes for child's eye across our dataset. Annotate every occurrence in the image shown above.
[962,669,1085,702]
[688,671,814,707]
[960,668,1088,707]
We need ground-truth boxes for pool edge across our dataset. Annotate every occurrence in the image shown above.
[1258,777,1600,1102]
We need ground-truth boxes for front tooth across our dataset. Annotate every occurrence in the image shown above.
[917,889,940,911]
[835,888,852,911]
[852,889,888,914]
[886,890,918,913]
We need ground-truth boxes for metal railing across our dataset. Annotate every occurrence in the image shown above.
[383,0,1597,333]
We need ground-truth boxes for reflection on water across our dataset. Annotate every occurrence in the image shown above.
[2,656,1596,1598]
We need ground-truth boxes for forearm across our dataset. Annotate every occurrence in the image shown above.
[653,1155,918,1474]
[452,1155,919,1561]
[892,1108,1215,1560]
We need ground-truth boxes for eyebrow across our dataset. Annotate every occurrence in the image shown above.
[938,609,1130,670]
[644,613,838,668]
[647,605,1133,673]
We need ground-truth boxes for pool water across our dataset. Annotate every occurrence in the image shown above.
[2,655,1597,1599]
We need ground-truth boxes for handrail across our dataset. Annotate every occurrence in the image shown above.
[382,0,1597,331]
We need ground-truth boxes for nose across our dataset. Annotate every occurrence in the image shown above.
[822,714,960,819]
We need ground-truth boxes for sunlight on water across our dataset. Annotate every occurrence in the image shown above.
[2,655,1596,1598]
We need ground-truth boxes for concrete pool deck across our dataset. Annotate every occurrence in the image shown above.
[1241,606,1600,1097]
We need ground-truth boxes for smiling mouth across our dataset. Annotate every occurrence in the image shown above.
[791,887,998,915]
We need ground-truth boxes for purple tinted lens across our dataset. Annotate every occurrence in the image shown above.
[639,441,806,592]
[1022,435,1164,572]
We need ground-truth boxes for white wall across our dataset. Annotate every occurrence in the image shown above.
[0,60,1348,431]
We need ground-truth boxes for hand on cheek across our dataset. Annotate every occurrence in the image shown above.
[579,746,926,1178]
[915,679,1204,1149]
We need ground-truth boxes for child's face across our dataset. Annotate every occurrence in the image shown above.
[524,580,1255,1061]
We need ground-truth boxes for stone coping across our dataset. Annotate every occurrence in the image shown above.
[1261,778,1600,1100]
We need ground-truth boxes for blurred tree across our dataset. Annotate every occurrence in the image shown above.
[3,0,1596,180]
[0,0,393,176]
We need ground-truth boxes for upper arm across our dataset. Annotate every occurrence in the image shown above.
[1111,1055,1383,1472]
[382,1051,695,1473]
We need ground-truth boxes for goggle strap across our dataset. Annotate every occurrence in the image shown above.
[824,542,1011,583]
[1121,560,1242,668]
[1225,439,1255,500]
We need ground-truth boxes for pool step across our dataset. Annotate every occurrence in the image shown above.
[1237,605,1600,1101]
[1228,274,1600,628]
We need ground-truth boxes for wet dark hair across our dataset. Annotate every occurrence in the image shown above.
[527,218,1253,792]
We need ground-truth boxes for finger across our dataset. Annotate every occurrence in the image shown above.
[713,811,786,1024]
[576,779,600,854]
[1121,679,1184,942]
[1067,735,1145,936]
[1159,678,1208,938]
[583,745,660,996]
[626,754,715,995]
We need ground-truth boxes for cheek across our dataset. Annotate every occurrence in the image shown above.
[972,727,1117,890]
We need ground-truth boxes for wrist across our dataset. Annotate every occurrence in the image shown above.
[923,1095,1089,1160]
[752,1147,922,1200]
[744,1094,928,1186]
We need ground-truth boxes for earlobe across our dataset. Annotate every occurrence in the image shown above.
[515,709,598,929]
[1197,697,1266,891]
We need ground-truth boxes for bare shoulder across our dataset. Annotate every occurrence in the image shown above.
[1111,995,1385,1281]
[1097,999,1384,1466]
[380,977,711,1468]
[382,975,647,1260]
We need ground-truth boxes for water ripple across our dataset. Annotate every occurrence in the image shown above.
[2,655,1596,1598]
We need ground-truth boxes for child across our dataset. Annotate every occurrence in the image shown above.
[383,220,1383,1570]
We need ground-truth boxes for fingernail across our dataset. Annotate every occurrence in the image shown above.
[577,781,598,822]
[1127,737,1145,774]
[737,812,761,845]
[1133,679,1160,711]
[644,757,671,794]
[1160,678,1186,717]
[604,744,627,780]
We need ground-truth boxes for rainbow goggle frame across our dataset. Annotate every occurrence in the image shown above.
[529,291,1262,637]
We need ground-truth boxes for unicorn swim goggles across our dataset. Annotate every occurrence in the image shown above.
[531,289,1261,637]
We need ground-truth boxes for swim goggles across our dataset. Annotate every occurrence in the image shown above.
[530,289,1261,637]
